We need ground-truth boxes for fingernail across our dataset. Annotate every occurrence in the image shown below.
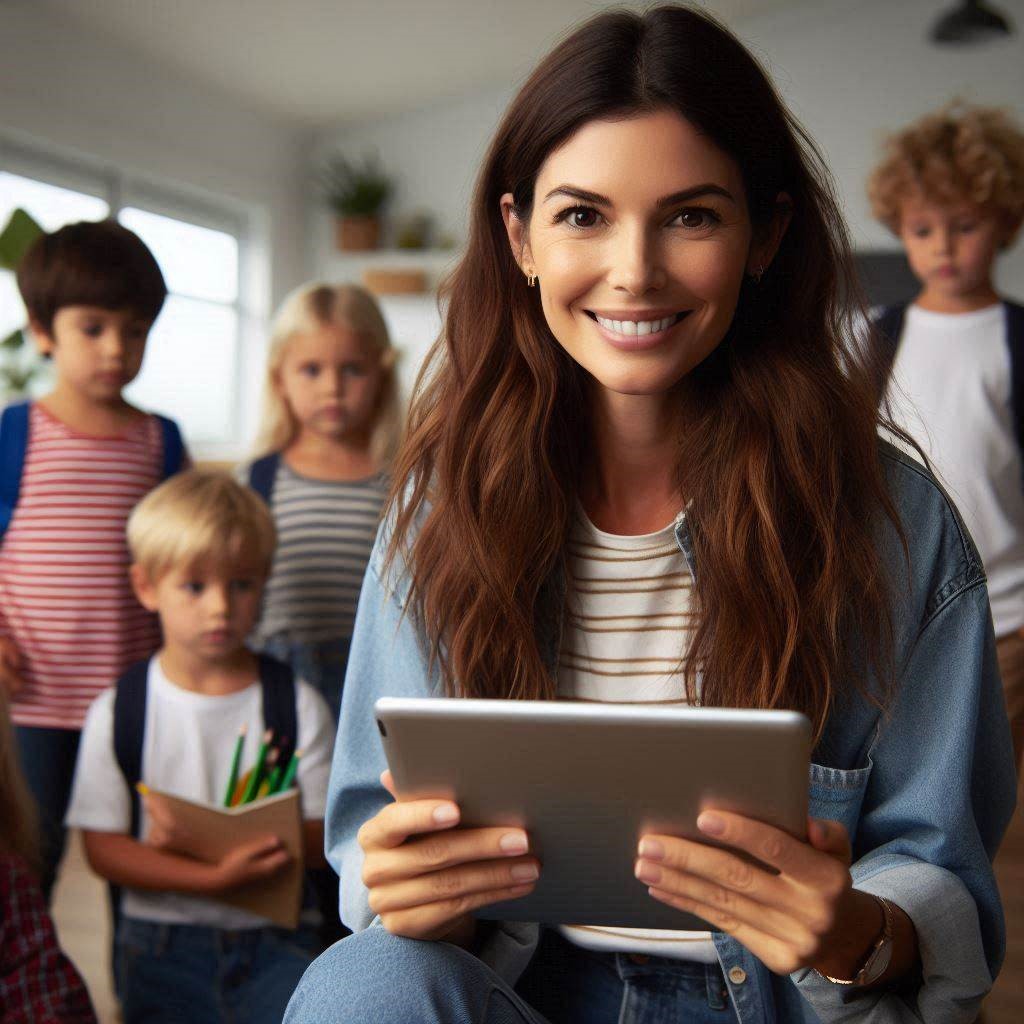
[499,832,529,855]
[511,863,539,882]
[697,813,725,836]
[635,860,662,884]
[433,804,459,825]
[638,838,664,861]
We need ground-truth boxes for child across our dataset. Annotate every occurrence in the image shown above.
[286,8,1015,1024]
[1,686,97,1024]
[64,470,334,1024]
[0,218,187,900]
[241,282,401,722]
[240,282,400,948]
[867,104,1024,767]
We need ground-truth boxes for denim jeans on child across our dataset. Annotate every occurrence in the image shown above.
[117,917,318,1024]
[285,926,738,1024]
[14,724,80,900]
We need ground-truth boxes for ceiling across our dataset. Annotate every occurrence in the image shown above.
[37,0,804,127]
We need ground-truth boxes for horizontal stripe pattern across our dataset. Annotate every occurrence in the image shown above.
[556,509,714,960]
[251,463,388,644]
[1,404,166,729]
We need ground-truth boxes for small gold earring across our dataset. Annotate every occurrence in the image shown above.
[527,273,536,287]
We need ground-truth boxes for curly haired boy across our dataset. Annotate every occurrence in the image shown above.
[868,103,1024,767]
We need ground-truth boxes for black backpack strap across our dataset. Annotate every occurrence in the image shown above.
[155,415,185,480]
[113,659,151,839]
[871,304,907,403]
[0,400,31,544]
[258,654,298,770]
[248,453,281,505]
[1005,302,1024,470]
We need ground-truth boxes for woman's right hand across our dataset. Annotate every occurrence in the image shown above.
[358,770,540,944]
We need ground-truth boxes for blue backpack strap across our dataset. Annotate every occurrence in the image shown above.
[113,659,151,839]
[0,400,31,543]
[248,452,281,505]
[1005,302,1024,469]
[259,654,298,771]
[155,415,185,480]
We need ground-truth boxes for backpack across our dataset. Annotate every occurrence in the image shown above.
[112,654,298,838]
[247,451,281,505]
[872,301,1024,461]
[0,400,186,542]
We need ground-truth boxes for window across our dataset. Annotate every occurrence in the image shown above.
[0,142,247,454]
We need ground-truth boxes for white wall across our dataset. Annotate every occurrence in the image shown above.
[0,1,312,454]
[311,0,1024,297]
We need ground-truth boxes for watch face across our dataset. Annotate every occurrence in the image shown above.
[861,938,893,985]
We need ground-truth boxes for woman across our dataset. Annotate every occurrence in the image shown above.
[286,7,1015,1022]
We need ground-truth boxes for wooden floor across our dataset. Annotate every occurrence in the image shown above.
[52,793,1024,1023]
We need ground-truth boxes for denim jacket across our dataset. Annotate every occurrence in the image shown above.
[325,441,1017,1023]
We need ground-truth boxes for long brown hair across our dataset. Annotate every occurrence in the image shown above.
[389,5,904,743]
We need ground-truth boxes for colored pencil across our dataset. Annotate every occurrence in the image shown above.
[278,748,302,792]
[223,724,247,807]
[241,729,273,804]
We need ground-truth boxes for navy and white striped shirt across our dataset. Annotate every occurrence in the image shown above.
[244,461,388,644]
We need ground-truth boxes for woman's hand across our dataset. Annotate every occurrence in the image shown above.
[636,812,897,979]
[358,770,540,944]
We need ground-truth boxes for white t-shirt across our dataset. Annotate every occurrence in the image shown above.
[65,657,335,929]
[557,512,717,964]
[887,303,1024,636]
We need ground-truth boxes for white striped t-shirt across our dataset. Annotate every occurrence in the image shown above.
[557,510,717,963]
[0,404,167,730]
[247,462,388,645]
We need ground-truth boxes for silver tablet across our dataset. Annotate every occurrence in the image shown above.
[374,697,811,931]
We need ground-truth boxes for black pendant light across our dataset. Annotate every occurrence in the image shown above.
[930,0,1013,44]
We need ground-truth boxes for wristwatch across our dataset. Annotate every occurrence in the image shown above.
[820,894,895,987]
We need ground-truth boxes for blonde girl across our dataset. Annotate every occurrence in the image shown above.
[242,282,401,722]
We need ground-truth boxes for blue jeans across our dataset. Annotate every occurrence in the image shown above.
[258,633,350,722]
[117,917,318,1024]
[14,724,80,900]
[284,926,739,1024]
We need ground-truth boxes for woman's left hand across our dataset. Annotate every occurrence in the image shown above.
[637,812,880,977]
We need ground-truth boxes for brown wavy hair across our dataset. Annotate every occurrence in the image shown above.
[388,5,903,743]
[869,101,1024,239]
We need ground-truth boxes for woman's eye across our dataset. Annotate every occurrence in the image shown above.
[557,206,601,229]
[673,208,719,230]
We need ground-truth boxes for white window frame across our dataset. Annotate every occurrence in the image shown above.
[0,135,251,458]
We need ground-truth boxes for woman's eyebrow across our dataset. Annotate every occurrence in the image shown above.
[543,183,737,206]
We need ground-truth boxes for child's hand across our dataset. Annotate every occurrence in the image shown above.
[212,835,291,892]
[0,637,25,696]
[142,792,198,856]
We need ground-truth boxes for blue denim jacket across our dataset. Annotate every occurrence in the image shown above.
[325,442,1017,1023]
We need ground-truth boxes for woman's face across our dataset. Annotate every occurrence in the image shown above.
[502,109,774,398]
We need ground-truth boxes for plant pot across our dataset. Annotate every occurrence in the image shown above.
[335,216,380,251]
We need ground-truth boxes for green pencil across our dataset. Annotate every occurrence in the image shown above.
[241,728,273,804]
[266,764,283,795]
[278,748,302,792]
[222,724,247,807]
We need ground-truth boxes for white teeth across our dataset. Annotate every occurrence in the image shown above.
[594,314,677,336]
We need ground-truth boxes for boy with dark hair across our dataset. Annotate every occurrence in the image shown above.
[868,103,1024,767]
[0,218,187,898]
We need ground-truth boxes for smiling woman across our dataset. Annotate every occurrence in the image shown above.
[284,6,1017,1024]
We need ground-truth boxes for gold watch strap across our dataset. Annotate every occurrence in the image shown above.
[819,894,894,986]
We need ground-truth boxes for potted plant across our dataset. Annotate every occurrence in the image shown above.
[0,208,46,403]
[321,153,393,251]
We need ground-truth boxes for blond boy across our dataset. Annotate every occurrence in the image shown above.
[65,471,334,1024]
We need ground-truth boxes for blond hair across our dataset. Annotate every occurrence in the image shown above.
[128,470,276,582]
[868,101,1024,238]
[0,688,41,872]
[254,282,402,466]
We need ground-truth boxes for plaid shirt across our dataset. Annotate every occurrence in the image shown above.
[1,852,96,1024]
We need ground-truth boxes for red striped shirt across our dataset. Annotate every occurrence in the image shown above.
[0,404,168,729]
